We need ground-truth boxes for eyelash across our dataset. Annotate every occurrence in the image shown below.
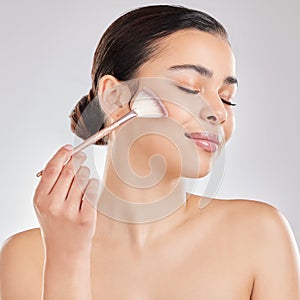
[176,85,237,106]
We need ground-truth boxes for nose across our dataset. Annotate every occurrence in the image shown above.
[199,94,227,125]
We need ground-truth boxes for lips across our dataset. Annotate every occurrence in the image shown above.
[184,132,220,146]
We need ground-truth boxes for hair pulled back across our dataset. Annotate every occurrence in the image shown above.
[69,4,228,145]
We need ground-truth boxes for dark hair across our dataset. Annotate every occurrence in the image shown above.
[70,4,229,145]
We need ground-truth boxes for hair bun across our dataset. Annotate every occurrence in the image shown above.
[69,88,108,145]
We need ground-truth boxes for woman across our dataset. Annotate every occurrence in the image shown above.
[1,5,299,299]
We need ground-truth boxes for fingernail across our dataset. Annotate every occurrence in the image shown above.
[64,144,73,150]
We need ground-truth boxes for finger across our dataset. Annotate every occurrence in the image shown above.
[50,151,87,199]
[65,166,90,214]
[80,178,101,216]
[35,145,73,197]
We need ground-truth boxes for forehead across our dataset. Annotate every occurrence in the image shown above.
[138,29,236,78]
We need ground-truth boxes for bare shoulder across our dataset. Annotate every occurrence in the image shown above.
[0,228,44,299]
[1,227,43,258]
[194,196,300,299]
[210,196,280,215]
[225,198,300,298]
[196,196,288,226]
[190,195,299,258]
[214,197,297,236]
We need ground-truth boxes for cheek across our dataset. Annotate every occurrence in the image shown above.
[154,98,236,147]
[163,100,191,125]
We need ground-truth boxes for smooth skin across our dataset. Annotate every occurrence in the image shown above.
[1,30,299,300]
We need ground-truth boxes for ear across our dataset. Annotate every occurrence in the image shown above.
[97,75,130,122]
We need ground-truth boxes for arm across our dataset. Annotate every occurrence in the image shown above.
[250,205,300,299]
[33,146,100,299]
[1,146,100,300]
[0,231,42,300]
[43,249,92,300]
[0,231,93,300]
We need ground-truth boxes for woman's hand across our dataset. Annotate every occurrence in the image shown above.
[33,144,100,256]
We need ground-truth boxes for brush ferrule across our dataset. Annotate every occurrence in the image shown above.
[114,110,138,126]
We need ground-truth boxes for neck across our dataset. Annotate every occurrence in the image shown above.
[92,147,190,250]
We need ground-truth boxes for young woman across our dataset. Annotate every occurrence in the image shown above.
[1,5,299,300]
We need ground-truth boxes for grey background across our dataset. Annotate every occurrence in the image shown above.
[0,0,299,247]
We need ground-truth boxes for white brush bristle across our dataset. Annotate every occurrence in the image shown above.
[132,88,168,118]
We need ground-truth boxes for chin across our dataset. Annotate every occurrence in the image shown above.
[180,155,214,178]
[183,168,212,179]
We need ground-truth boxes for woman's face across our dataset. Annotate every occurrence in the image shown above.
[108,29,238,180]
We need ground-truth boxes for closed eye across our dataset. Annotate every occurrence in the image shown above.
[176,85,200,94]
[221,98,236,106]
[175,85,237,106]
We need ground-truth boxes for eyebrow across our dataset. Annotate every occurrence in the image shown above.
[168,64,239,86]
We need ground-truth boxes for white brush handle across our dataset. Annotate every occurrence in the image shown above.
[36,109,138,177]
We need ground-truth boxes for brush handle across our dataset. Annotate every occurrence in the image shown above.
[36,110,138,177]
[73,109,137,154]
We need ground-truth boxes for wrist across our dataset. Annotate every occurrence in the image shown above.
[45,247,92,262]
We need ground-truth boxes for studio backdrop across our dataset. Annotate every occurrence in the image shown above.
[0,0,299,247]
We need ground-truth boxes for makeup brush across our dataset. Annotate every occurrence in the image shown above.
[36,88,168,177]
